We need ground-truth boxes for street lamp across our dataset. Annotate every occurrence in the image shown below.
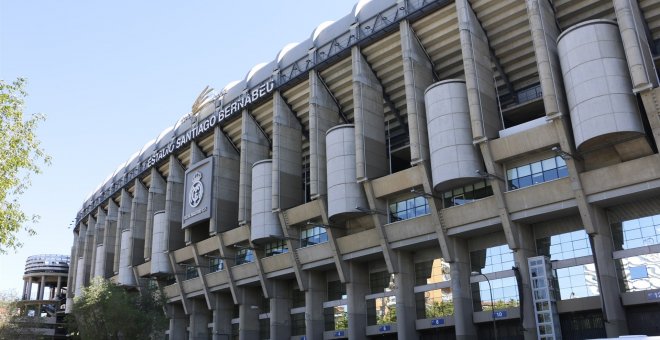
[471,271,498,340]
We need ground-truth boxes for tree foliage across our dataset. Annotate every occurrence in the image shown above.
[0,78,50,253]
[0,291,46,339]
[67,277,167,340]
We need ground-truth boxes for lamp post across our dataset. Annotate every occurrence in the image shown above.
[471,271,498,340]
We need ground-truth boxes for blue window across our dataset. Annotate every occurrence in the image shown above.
[536,230,592,261]
[389,196,429,222]
[471,276,519,312]
[235,248,254,265]
[616,253,660,292]
[209,258,224,272]
[470,245,515,274]
[507,156,568,190]
[301,225,328,247]
[442,180,493,208]
[264,240,288,257]
[554,264,599,300]
[612,214,660,250]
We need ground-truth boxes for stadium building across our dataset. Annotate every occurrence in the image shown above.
[68,0,660,339]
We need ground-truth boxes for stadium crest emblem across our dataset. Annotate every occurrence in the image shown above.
[188,171,204,208]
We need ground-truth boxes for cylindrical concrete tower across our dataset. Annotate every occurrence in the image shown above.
[150,211,171,275]
[250,159,282,244]
[425,79,483,192]
[117,229,135,286]
[326,124,368,220]
[22,254,69,301]
[558,19,645,152]
[93,244,105,278]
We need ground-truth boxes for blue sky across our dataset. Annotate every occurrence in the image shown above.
[0,0,358,295]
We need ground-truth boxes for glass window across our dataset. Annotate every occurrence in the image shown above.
[471,276,520,312]
[442,180,493,208]
[507,156,567,190]
[415,288,453,319]
[470,245,515,274]
[389,196,429,222]
[235,248,254,265]
[367,296,397,325]
[615,252,660,292]
[536,230,592,261]
[612,214,660,250]
[328,280,347,301]
[184,265,199,280]
[370,271,395,293]
[291,313,306,336]
[292,288,305,308]
[264,240,288,257]
[415,259,451,285]
[300,225,328,247]
[554,264,599,300]
[324,305,348,331]
[209,257,224,272]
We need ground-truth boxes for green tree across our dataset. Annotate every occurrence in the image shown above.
[0,291,45,339]
[0,78,50,253]
[67,277,167,340]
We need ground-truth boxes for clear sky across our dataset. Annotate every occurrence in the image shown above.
[0,0,359,296]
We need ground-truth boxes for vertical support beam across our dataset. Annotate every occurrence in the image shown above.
[512,223,538,339]
[237,287,261,340]
[352,47,388,181]
[238,109,270,225]
[305,271,325,340]
[277,211,308,291]
[362,181,398,274]
[640,88,660,147]
[401,20,434,165]
[186,142,206,244]
[114,189,132,275]
[309,70,340,199]
[167,252,189,315]
[248,224,274,299]
[38,276,46,300]
[347,261,368,340]
[418,163,453,262]
[214,234,240,305]
[270,280,292,339]
[189,298,211,340]
[167,303,188,340]
[212,293,234,340]
[613,0,659,92]
[272,91,303,211]
[165,155,186,252]
[449,237,477,340]
[394,251,417,339]
[211,126,240,234]
[318,198,349,283]
[145,167,166,260]
[82,217,95,284]
[457,0,502,140]
[130,179,148,266]
[192,244,212,309]
[102,201,118,278]
[92,207,106,279]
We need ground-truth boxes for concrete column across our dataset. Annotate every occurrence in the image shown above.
[456,0,502,140]
[395,251,418,339]
[189,298,211,340]
[165,155,185,251]
[114,190,132,274]
[309,70,340,199]
[75,223,88,294]
[92,207,106,279]
[272,91,303,211]
[102,200,118,278]
[56,276,62,299]
[212,293,234,340]
[270,280,292,339]
[67,233,78,300]
[129,179,148,268]
[38,276,46,300]
[145,167,166,259]
[211,126,240,234]
[27,277,33,300]
[168,303,188,340]
[186,143,206,244]
[511,223,537,340]
[591,207,629,336]
[449,237,477,340]
[237,287,260,340]
[118,188,136,286]
[613,0,659,92]
[352,46,387,181]
[526,0,568,118]
[401,20,433,164]
[347,262,369,340]
[22,279,28,300]
[82,218,95,285]
[305,271,325,340]
[238,109,269,225]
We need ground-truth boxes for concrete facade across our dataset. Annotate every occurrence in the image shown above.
[69,0,660,339]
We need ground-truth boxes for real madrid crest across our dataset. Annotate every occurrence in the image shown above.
[188,171,204,208]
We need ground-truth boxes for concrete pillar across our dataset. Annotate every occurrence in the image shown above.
[114,190,132,274]
[401,20,433,164]
[186,142,206,244]
[237,287,260,340]
[511,223,537,340]
[129,178,148,267]
[82,218,95,285]
[352,46,388,181]
[449,237,477,340]
[38,276,45,300]
[56,276,62,299]
[211,126,240,234]
[145,167,166,259]
[395,251,418,339]
[22,279,29,300]
[272,91,303,210]
[168,303,188,340]
[103,201,118,278]
[67,233,78,300]
[305,271,325,340]
[613,0,659,92]
[189,298,211,340]
[456,0,502,140]
[92,208,106,279]
[270,280,292,339]
[591,207,629,336]
[309,70,340,199]
[347,262,368,340]
[526,0,568,118]
[212,293,234,340]
[238,109,269,225]
[165,155,185,251]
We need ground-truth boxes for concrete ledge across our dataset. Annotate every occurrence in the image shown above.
[492,119,558,162]
[136,261,151,277]
[261,253,293,273]
[366,323,397,336]
[230,262,258,281]
[582,154,660,196]
[415,315,456,330]
[372,166,423,198]
[181,277,203,294]
[442,196,498,228]
[337,228,380,254]
[285,200,322,225]
[173,245,194,263]
[297,243,333,265]
[204,270,228,288]
[222,225,250,246]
